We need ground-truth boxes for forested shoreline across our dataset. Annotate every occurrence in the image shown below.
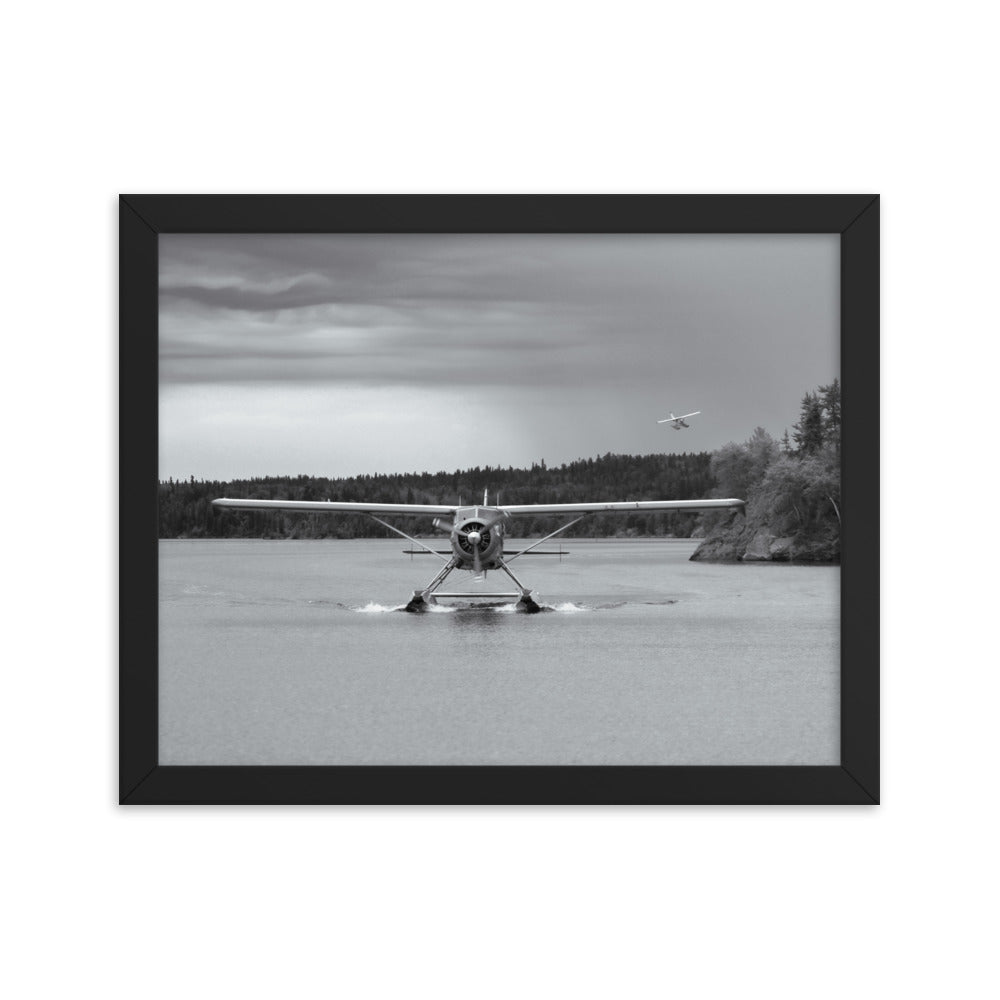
[159,452,715,540]
[691,381,841,563]
[160,381,841,562]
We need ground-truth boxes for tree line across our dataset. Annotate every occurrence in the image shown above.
[696,380,841,561]
[159,451,715,540]
[160,381,842,557]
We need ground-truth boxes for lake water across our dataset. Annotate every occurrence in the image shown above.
[159,539,839,765]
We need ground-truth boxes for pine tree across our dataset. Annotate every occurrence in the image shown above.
[792,392,825,455]
[819,378,841,454]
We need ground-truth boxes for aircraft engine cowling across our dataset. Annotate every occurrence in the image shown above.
[451,518,504,568]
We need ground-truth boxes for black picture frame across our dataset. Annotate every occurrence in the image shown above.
[120,194,879,804]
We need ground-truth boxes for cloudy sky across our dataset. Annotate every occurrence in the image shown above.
[159,233,838,481]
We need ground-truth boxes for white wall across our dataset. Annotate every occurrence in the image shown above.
[5,2,995,997]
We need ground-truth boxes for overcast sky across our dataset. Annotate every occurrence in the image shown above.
[159,233,838,482]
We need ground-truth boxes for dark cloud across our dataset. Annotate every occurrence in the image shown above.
[159,234,838,479]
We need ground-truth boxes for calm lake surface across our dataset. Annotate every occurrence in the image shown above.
[159,539,839,765]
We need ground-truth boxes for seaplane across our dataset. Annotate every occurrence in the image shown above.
[212,490,744,613]
[657,410,701,429]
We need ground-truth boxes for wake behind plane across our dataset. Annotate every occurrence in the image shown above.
[658,410,700,429]
[212,489,744,613]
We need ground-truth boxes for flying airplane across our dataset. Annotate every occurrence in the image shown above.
[212,490,744,613]
[657,410,701,429]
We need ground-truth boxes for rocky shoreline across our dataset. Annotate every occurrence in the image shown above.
[690,519,839,564]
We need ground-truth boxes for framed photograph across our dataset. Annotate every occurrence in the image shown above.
[120,195,878,804]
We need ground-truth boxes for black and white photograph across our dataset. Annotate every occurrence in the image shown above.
[18,3,1000,997]
[157,228,844,768]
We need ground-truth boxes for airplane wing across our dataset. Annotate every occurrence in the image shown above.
[213,496,744,517]
[212,498,456,516]
[676,411,701,420]
[498,498,743,516]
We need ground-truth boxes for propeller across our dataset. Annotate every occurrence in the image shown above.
[456,520,493,576]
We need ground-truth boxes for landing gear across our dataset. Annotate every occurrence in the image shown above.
[402,555,542,613]
[404,556,459,612]
[496,556,541,614]
[404,590,541,613]
[372,511,549,613]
